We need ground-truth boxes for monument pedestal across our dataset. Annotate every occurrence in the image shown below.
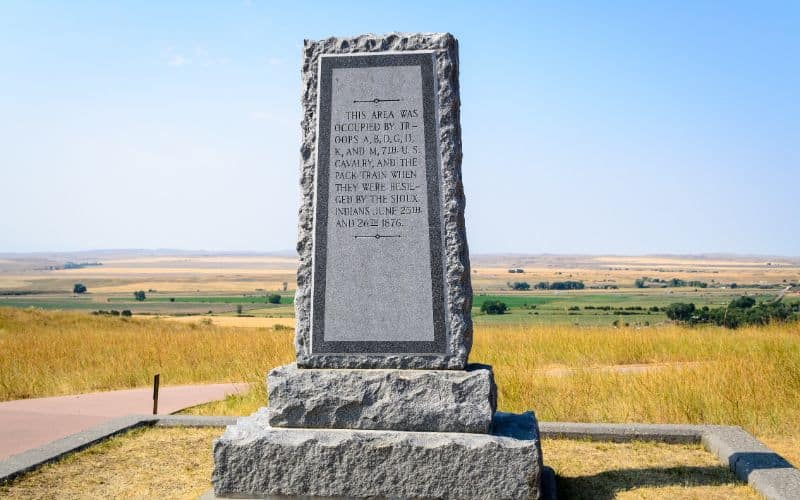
[212,409,543,500]
[267,363,496,433]
[211,364,544,499]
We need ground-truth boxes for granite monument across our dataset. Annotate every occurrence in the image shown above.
[211,33,544,499]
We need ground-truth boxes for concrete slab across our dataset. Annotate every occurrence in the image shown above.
[0,383,248,459]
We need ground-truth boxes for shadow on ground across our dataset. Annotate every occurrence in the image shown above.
[555,465,741,499]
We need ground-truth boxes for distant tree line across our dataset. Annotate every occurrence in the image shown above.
[665,296,797,328]
[507,282,530,291]
[635,277,708,288]
[93,309,132,317]
[63,262,102,270]
[534,281,585,290]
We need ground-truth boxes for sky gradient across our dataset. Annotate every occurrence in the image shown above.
[1,1,798,255]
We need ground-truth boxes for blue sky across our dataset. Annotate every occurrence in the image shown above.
[1,1,798,255]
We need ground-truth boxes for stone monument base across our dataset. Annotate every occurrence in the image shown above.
[211,409,544,500]
[267,363,496,433]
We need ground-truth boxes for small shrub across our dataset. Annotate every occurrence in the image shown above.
[267,294,282,304]
[665,303,696,322]
[729,296,756,309]
[480,300,508,315]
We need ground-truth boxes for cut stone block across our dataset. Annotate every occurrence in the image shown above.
[212,410,543,500]
[267,363,496,433]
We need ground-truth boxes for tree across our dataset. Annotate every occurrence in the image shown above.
[665,302,696,323]
[267,294,282,304]
[480,300,508,315]
[634,278,646,288]
[236,304,243,315]
[73,283,87,294]
[134,290,146,301]
[509,281,530,291]
[121,310,132,317]
[729,296,756,309]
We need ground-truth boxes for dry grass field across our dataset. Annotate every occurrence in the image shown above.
[0,308,294,400]
[152,315,295,329]
[2,307,798,468]
[0,427,755,499]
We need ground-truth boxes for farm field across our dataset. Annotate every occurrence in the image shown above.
[1,252,797,326]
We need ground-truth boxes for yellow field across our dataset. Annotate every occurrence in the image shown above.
[152,315,295,329]
[86,279,294,293]
[0,308,294,399]
[2,306,798,467]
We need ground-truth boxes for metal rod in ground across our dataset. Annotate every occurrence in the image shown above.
[152,373,160,415]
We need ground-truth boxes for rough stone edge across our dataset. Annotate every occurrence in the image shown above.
[0,415,236,484]
[267,363,496,433]
[3,417,797,500]
[199,467,557,500]
[212,410,543,499]
[295,32,472,370]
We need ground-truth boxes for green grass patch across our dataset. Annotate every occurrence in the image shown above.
[108,295,294,305]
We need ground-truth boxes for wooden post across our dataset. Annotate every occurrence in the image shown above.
[152,373,160,415]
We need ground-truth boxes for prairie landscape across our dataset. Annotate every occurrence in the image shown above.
[1,251,799,496]
[1,251,797,326]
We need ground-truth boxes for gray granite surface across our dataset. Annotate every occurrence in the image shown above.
[295,33,471,370]
[267,363,496,433]
[212,409,543,499]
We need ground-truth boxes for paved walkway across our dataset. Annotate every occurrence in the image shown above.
[0,383,249,460]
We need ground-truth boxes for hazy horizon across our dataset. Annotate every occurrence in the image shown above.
[2,2,798,255]
[2,248,799,261]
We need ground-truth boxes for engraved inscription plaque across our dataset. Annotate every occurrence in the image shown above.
[311,52,446,355]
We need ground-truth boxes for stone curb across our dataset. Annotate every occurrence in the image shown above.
[538,421,708,444]
[2,416,798,499]
[539,422,800,500]
[155,415,238,428]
